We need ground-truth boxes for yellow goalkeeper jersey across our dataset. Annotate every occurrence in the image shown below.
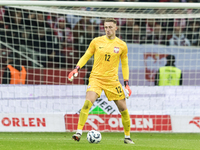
[77,35,129,81]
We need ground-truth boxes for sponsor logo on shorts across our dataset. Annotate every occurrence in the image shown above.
[87,85,91,89]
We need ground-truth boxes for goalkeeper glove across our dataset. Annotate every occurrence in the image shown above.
[68,66,80,82]
[124,80,132,99]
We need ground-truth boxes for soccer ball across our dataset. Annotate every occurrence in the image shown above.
[87,130,102,144]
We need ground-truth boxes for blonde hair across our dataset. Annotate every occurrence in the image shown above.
[104,18,117,24]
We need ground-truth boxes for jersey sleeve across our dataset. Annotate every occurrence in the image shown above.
[76,38,96,68]
[87,38,96,54]
[120,43,129,81]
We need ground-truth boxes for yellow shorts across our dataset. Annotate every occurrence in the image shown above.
[86,77,126,101]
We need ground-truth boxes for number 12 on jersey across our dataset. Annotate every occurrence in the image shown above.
[105,54,111,61]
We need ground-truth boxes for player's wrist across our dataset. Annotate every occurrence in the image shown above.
[124,80,129,87]
[75,66,80,71]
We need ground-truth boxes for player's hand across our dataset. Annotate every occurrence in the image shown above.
[124,80,132,99]
[68,66,80,82]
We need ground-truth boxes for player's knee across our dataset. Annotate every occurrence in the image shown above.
[119,108,126,112]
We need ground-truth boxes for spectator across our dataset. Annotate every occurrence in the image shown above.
[83,16,100,31]
[34,12,50,29]
[187,21,200,46]
[160,18,174,32]
[0,6,5,28]
[169,26,190,46]
[54,16,73,49]
[144,18,158,43]
[25,11,50,31]
[154,24,168,45]
[146,24,168,45]
[121,18,135,43]
[132,24,143,44]
[89,17,101,28]
[73,17,86,51]
[123,23,143,44]
[33,29,65,68]
[5,9,26,50]
[174,18,186,30]
[98,17,106,36]
[48,36,66,68]
[154,54,182,86]
[115,16,126,39]
[0,6,6,42]
[4,7,15,28]
[146,19,157,36]
[47,12,58,29]
[2,53,27,84]
[66,14,82,29]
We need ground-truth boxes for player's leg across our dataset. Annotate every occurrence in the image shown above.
[77,91,98,131]
[103,81,134,144]
[114,99,134,144]
[72,91,98,141]
[73,77,103,142]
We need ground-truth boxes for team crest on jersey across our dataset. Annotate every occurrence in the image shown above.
[114,47,119,53]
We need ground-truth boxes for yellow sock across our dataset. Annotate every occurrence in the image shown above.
[121,109,131,136]
[77,100,93,130]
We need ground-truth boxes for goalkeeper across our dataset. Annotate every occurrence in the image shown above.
[68,18,134,144]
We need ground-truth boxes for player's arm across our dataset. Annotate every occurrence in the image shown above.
[121,44,132,98]
[68,39,95,81]
[76,51,93,69]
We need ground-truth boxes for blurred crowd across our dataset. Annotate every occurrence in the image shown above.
[0,4,200,69]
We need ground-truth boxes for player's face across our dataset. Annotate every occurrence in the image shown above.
[104,22,117,39]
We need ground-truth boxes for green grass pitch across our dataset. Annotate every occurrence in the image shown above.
[0,132,199,150]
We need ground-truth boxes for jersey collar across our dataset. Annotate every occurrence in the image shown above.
[104,35,116,42]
